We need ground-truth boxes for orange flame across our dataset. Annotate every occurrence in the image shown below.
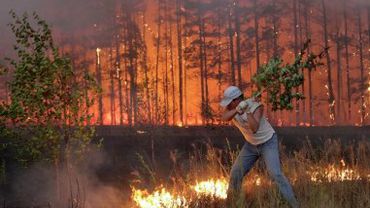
[131,187,188,208]
[192,178,228,199]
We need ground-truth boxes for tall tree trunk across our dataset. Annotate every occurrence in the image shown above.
[202,15,209,124]
[234,0,242,88]
[217,8,223,124]
[272,0,278,58]
[357,8,365,125]
[228,4,236,86]
[131,16,139,126]
[95,47,103,125]
[293,0,299,126]
[184,8,188,126]
[169,9,176,125]
[115,29,124,125]
[272,0,279,125]
[342,0,351,122]
[109,46,116,125]
[84,58,90,126]
[304,0,313,126]
[298,0,306,125]
[164,1,169,125]
[142,14,152,124]
[155,0,162,124]
[253,0,260,70]
[123,21,132,126]
[322,0,336,124]
[176,0,184,125]
[335,20,342,125]
[198,4,205,125]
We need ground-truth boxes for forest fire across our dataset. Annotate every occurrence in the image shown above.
[131,161,370,208]
[0,0,369,207]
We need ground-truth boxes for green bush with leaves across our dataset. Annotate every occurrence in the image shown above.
[252,40,327,111]
[0,11,99,167]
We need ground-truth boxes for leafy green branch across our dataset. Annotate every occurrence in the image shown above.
[252,40,328,111]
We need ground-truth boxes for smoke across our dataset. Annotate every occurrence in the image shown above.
[1,147,129,208]
[0,0,116,58]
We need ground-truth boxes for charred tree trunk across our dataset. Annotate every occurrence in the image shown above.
[95,48,103,125]
[234,1,242,88]
[342,0,351,122]
[217,8,223,124]
[335,20,342,124]
[271,0,279,125]
[142,14,152,124]
[155,0,162,124]
[123,20,132,126]
[322,0,336,124]
[272,0,278,58]
[184,8,189,126]
[84,59,90,126]
[228,4,236,86]
[298,0,306,125]
[169,10,176,125]
[109,46,116,125]
[293,0,299,126]
[202,14,210,124]
[115,31,124,125]
[164,1,169,125]
[304,0,313,126]
[176,0,184,125]
[357,8,366,125]
[253,0,260,70]
[198,4,205,125]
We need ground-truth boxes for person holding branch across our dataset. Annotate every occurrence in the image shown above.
[220,86,299,208]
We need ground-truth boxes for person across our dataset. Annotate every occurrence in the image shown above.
[220,86,299,208]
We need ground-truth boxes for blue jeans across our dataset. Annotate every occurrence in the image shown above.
[228,133,299,208]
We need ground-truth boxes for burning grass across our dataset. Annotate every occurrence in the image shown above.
[130,138,370,208]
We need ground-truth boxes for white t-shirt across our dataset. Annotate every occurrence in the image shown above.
[232,100,275,145]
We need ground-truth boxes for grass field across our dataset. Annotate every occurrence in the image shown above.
[130,137,370,208]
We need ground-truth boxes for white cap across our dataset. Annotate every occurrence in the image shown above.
[220,86,242,107]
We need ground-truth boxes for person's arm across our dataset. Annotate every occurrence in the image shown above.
[221,108,238,121]
[246,105,264,133]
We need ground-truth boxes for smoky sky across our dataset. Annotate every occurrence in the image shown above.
[0,0,118,58]
[0,0,368,59]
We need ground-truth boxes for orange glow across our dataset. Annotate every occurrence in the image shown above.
[39,0,369,127]
[192,178,228,199]
[131,164,370,207]
[131,187,188,208]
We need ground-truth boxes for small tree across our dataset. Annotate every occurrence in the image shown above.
[0,11,99,168]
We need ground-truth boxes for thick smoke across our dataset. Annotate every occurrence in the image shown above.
[1,147,129,208]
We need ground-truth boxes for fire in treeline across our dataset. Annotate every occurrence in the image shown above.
[0,0,369,126]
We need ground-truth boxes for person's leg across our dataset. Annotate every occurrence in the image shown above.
[227,142,259,200]
[260,134,299,208]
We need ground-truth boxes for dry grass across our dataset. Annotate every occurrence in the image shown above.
[130,137,370,208]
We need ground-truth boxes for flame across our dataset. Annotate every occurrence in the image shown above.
[131,187,188,208]
[192,178,228,199]
[308,159,362,183]
[131,166,370,208]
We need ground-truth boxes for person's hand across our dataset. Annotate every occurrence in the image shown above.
[236,100,248,114]
[237,98,256,114]
[244,98,255,114]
